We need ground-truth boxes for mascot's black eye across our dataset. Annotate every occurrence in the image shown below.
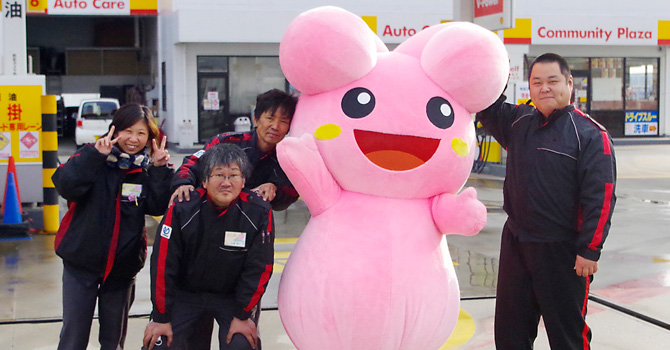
[341,87,375,119]
[426,97,454,129]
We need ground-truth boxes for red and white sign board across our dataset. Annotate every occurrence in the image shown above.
[473,0,513,31]
[28,0,157,15]
[48,0,129,15]
[532,16,657,46]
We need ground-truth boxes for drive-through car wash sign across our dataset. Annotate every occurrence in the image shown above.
[625,110,658,136]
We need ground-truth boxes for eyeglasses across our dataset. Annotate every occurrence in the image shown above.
[209,173,243,182]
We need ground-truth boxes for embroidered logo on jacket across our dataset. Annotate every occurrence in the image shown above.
[161,225,172,239]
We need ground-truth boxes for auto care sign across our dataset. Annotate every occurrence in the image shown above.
[28,0,157,15]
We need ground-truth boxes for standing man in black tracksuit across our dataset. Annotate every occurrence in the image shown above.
[144,144,274,350]
[476,53,616,350]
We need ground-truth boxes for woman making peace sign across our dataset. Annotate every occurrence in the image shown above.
[53,103,173,350]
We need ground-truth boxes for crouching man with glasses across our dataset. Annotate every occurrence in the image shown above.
[143,143,274,350]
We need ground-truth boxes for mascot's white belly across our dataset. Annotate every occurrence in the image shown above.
[278,192,460,350]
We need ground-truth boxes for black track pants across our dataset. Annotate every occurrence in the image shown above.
[494,229,592,350]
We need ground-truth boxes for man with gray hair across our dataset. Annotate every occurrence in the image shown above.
[144,143,274,350]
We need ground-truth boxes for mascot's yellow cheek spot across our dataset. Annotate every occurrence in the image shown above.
[451,138,470,157]
[314,124,342,140]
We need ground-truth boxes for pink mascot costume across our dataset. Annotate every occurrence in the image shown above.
[276,6,509,350]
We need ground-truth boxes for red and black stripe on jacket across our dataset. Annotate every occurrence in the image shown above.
[150,188,274,323]
[476,95,616,261]
[52,145,173,282]
[172,131,298,211]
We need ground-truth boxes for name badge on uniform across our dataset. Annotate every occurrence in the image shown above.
[122,183,142,201]
[224,231,247,248]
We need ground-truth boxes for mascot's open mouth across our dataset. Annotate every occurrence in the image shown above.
[353,129,440,171]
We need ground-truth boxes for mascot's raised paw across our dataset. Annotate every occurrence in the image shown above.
[277,6,509,350]
[432,187,488,236]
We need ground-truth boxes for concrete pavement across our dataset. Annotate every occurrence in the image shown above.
[0,139,669,349]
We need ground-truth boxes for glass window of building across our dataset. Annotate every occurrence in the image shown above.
[197,56,228,73]
[625,58,658,110]
[565,58,589,112]
[195,56,288,141]
[229,56,286,115]
[590,58,624,111]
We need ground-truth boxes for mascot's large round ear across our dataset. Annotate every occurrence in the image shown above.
[279,6,387,95]
[398,22,509,113]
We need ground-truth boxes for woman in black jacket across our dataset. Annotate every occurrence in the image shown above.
[53,103,173,350]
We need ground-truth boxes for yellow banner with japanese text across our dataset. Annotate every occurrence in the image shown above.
[0,85,43,163]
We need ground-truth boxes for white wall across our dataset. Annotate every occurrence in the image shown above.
[60,75,153,93]
[170,0,452,14]
[174,9,451,44]
[513,0,670,17]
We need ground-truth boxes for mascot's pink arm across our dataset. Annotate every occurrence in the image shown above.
[277,133,341,216]
[431,187,487,236]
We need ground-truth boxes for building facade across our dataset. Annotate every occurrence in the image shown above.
[24,0,670,147]
[158,0,669,147]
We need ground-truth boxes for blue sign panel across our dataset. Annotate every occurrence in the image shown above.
[625,110,658,136]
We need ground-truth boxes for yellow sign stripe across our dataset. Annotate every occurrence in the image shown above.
[28,0,47,13]
[504,18,532,39]
[130,0,157,11]
[362,16,378,35]
[659,20,670,40]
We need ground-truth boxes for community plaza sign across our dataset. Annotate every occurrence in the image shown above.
[504,16,670,46]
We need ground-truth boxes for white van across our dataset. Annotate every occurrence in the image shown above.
[74,98,120,146]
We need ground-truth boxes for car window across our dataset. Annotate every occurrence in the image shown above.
[80,102,117,119]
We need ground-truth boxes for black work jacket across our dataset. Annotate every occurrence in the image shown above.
[172,132,298,211]
[476,95,616,260]
[150,188,274,322]
[53,145,173,282]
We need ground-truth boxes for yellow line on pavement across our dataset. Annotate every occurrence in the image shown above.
[439,308,476,349]
[276,238,298,244]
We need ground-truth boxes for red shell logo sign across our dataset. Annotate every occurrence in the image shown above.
[474,0,504,18]
[20,132,38,149]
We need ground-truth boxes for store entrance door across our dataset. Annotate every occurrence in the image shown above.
[572,70,589,113]
[197,73,229,142]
